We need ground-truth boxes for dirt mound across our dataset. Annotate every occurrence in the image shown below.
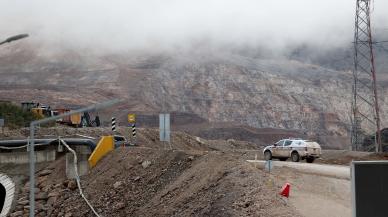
[38,149,298,217]
[7,128,299,217]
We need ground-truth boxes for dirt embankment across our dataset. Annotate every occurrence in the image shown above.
[6,128,299,217]
[54,149,298,217]
[317,150,388,165]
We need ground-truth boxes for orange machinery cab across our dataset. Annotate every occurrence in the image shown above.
[70,113,81,126]
[56,108,81,126]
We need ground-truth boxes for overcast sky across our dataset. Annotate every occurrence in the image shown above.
[2,0,388,52]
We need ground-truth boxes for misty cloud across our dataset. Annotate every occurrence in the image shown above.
[1,0,388,52]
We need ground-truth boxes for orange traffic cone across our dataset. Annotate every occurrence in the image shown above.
[280,183,290,198]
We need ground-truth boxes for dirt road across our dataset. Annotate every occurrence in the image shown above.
[283,171,350,217]
[247,160,350,179]
[248,160,351,217]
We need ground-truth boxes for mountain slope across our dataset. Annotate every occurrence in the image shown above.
[1,42,387,148]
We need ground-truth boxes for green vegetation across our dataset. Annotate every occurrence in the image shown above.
[0,102,39,129]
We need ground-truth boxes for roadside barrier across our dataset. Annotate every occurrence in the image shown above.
[111,117,116,132]
[131,123,136,145]
[88,136,114,168]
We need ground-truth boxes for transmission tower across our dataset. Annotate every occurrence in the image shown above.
[351,0,382,152]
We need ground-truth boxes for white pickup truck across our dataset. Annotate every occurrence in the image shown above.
[263,139,321,163]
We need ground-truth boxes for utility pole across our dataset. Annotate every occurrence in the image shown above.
[351,0,382,152]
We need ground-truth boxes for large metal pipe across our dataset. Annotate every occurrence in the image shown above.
[0,138,96,150]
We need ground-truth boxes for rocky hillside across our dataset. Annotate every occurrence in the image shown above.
[1,41,388,148]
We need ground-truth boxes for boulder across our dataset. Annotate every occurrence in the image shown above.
[141,160,151,168]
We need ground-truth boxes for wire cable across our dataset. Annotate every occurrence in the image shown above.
[60,139,101,217]
[0,143,46,150]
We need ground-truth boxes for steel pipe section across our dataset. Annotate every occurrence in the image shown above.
[0,138,96,150]
[0,173,15,216]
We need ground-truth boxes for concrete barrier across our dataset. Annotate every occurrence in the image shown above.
[66,145,92,179]
[0,150,56,164]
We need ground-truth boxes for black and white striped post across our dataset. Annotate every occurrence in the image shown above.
[128,114,136,145]
[132,123,136,145]
[111,117,116,132]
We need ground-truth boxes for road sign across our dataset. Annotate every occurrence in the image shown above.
[128,114,136,123]
[351,161,388,217]
[0,119,4,127]
[159,114,170,142]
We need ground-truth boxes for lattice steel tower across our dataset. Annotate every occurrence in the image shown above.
[351,0,381,152]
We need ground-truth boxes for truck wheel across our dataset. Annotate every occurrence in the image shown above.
[291,152,300,162]
[279,157,287,161]
[264,151,272,161]
[306,157,315,163]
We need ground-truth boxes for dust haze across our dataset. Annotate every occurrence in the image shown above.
[1,0,388,53]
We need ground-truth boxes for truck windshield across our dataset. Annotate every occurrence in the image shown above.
[284,140,292,146]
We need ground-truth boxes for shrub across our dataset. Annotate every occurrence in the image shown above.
[0,102,40,129]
